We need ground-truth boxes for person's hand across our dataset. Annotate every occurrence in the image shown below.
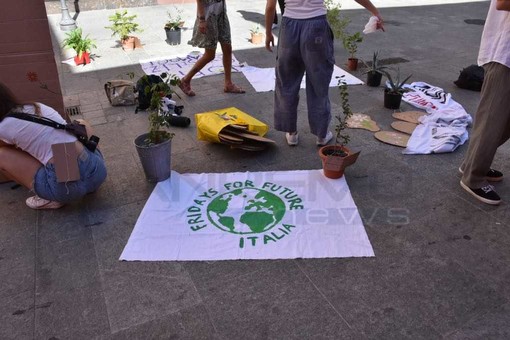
[199,20,206,34]
[265,34,274,52]
[376,14,385,32]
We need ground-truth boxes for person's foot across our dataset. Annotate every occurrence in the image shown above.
[178,79,195,96]
[458,167,503,182]
[285,132,298,146]
[460,181,501,205]
[317,131,333,146]
[26,195,64,210]
[224,83,246,94]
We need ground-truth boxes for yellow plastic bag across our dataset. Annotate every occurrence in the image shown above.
[195,107,269,143]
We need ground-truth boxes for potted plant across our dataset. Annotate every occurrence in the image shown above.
[342,31,363,71]
[105,10,143,50]
[381,68,412,110]
[250,24,263,44]
[62,28,96,66]
[165,7,184,45]
[318,77,361,179]
[134,72,180,182]
[361,51,387,87]
[325,0,350,39]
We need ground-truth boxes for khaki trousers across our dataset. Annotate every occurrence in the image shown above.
[461,62,510,188]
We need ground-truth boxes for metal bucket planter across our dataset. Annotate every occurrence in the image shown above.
[165,28,181,45]
[134,133,172,182]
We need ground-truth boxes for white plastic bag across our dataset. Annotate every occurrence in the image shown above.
[363,16,379,34]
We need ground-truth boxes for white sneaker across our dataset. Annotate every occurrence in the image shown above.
[26,195,64,210]
[317,131,333,146]
[285,132,299,146]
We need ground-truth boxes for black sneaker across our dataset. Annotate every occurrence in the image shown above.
[458,167,503,182]
[460,181,501,205]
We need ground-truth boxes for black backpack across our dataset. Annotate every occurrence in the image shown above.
[135,74,165,113]
[454,64,484,91]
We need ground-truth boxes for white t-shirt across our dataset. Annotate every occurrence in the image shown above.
[0,103,77,165]
[478,0,510,68]
[283,0,326,19]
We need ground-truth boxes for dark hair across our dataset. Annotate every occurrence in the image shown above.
[0,82,40,119]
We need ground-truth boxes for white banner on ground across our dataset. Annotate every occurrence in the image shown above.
[120,170,374,261]
[241,65,364,92]
[140,52,242,78]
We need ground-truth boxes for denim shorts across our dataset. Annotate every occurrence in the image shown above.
[34,147,107,203]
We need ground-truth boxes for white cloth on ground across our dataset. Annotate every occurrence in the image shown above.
[240,64,363,93]
[402,82,472,155]
[140,53,242,79]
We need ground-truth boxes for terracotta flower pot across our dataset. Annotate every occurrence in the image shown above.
[347,58,359,71]
[121,36,141,50]
[251,33,263,45]
[318,145,360,179]
[74,51,91,65]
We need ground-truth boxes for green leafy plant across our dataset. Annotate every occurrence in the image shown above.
[165,7,183,30]
[381,68,412,94]
[325,0,350,39]
[250,24,261,35]
[326,76,353,156]
[105,10,142,41]
[140,73,180,145]
[361,51,388,75]
[342,31,363,59]
[62,27,96,57]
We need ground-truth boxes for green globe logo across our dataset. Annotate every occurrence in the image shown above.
[206,188,286,235]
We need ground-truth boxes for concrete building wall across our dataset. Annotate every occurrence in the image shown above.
[0,0,65,115]
[45,0,195,15]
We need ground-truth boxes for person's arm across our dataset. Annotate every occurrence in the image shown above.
[354,0,385,31]
[265,0,277,52]
[496,0,510,11]
[196,0,207,34]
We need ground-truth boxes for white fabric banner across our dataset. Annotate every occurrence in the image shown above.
[140,53,242,79]
[120,170,374,261]
[241,65,364,92]
[402,82,473,155]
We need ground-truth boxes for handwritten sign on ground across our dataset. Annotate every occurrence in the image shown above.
[140,53,243,79]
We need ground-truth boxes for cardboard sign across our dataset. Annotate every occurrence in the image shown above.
[51,142,80,182]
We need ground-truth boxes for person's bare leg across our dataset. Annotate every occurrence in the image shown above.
[0,146,42,189]
[180,48,216,96]
[220,42,244,93]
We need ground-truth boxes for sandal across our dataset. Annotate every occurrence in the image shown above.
[224,83,246,94]
[179,80,196,97]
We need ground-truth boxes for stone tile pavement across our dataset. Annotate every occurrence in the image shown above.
[2,0,510,338]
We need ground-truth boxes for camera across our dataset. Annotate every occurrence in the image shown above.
[77,134,100,152]
[66,121,100,152]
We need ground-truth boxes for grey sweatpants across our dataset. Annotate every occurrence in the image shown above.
[461,62,510,188]
[274,15,334,138]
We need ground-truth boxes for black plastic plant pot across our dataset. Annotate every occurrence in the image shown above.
[366,71,382,87]
[384,89,402,109]
[165,28,181,45]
